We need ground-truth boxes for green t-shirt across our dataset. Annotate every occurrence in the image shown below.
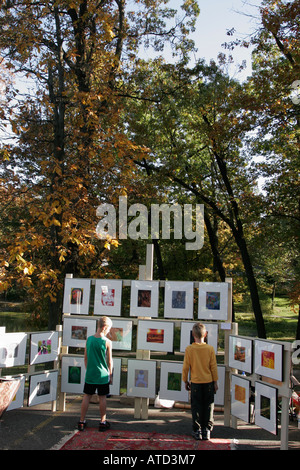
[85,335,110,385]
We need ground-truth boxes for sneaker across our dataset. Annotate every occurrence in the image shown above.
[192,430,201,440]
[99,421,111,432]
[202,429,210,440]
[77,420,87,431]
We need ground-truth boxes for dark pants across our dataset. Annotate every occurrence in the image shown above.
[191,382,214,432]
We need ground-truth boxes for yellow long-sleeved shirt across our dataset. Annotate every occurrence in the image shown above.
[182,342,218,384]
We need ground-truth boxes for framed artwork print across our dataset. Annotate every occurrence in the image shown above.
[130,281,159,317]
[254,339,283,382]
[94,279,122,316]
[62,316,97,348]
[127,359,156,399]
[179,321,218,354]
[61,355,85,394]
[137,320,174,353]
[159,361,189,403]
[110,357,121,396]
[255,381,278,435]
[198,282,228,321]
[229,335,253,374]
[28,370,58,407]
[0,332,27,368]
[231,374,251,423]
[30,331,59,365]
[214,365,226,406]
[62,278,91,314]
[107,319,133,351]
[164,281,194,319]
[6,375,26,411]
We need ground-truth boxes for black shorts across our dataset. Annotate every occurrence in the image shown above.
[83,382,110,396]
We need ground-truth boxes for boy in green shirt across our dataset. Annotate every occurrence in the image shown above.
[78,316,113,432]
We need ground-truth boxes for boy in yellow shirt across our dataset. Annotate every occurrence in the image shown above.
[182,323,218,440]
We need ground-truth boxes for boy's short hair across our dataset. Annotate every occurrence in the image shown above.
[192,322,206,339]
[98,316,112,330]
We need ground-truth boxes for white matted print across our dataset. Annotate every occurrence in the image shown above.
[159,361,189,402]
[130,281,159,317]
[179,321,218,354]
[63,316,97,348]
[254,339,283,382]
[28,370,58,407]
[94,280,122,316]
[127,359,156,399]
[6,375,26,411]
[110,357,121,396]
[107,319,132,351]
[61,355,85,394]
[255,381,278,435]
[137,320,174,353]
[0,332,27,368]
[231,374,251,423]
[229,335,253,374]
[198,282,228,321]
[62,278,91,314]
[164,281,194,319]
[215,365,226,406]
[30,331,59,365]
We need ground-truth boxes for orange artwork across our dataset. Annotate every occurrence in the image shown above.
[235,384,246,404]
[261,350,275,370]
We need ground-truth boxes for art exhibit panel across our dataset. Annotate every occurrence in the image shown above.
[126,359,156,399]
[254,339,283,382]
[28,370,58,407]
[159,361,189,402]
[228,335,253,374]
[164,281,194,319]
[62,278,91,315]
[179,321,218,354]
[107,319,132,351]
[214,365,226,406]
[231,374,251,423]
[62,316,97,348]
[6,375,26,411]
[255,381,278,435]
[94,279,122,316]
[61,355,86,394]
[0,332,27,368]
[137,320,174,353]
[198,282,228,321]
[30,331,59,365]
[110,357,121,396]
[130,281,159,317]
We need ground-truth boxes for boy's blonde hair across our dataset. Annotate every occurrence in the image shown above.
[192,322,206,339]
[98,316,112,331]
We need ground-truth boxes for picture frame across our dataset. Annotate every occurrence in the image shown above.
[137,320,174,353]
[30,331,59,365]
[164,281,194,319]
[130,281,159,317]
[0,332,27,368]
[159,361,189,403]
[254,339,283,382]
[127,359,156,399]
[215,365,226,406]
[62,278,91,315]
[231,374,251,423]
[179,321,218,354]
[6,375,26,411]
[110,357,121,396]
[61,355,85,394]
[62,316,97,348]
[94,279,122,316]
[107,319,133,351]
[255,381,278,435]
[28,370,58,407]
[229,335,253,374]
[198,282,228,321]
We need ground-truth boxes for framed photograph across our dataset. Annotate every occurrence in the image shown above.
[110,357,121,396]
[130,281,159,317]
[229,335,253,374]
[6,375,26,411]
[255,381,278,435]
[215,365,226,406]
[107,319,132,351]
[62,278,91,314]
[94,279,122,316]
[61,355,85,394]
[28,370,58,407]
[127,359,156,399]
[137,320,174,353]
[164,281,194,319]
[179,321,218,354]
[0,332,27,368]
[198,282,228,321]
[62,316,97,348]
[159,361,189,403]
[231,374,251,423]
[254,339,283,382]
[30,331,59,365]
